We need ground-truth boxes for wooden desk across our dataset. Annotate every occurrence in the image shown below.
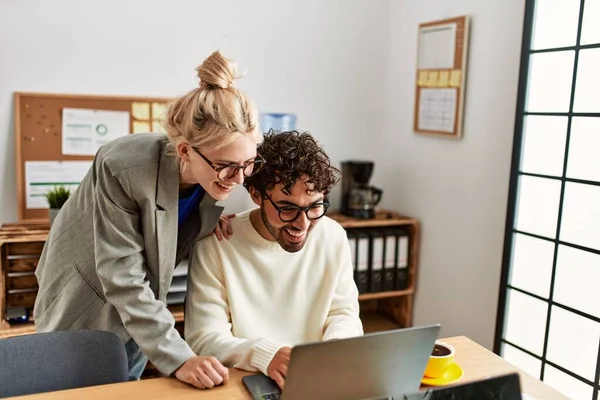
[10,336,567,400]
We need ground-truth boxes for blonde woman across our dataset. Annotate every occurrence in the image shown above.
[33,51,263,388]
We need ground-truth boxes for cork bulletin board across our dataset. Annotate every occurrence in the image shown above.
[413,16,470,139]
[14,92,172,221]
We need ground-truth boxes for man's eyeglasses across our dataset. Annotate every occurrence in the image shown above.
[192,147,265,181]
[265,194,330,223]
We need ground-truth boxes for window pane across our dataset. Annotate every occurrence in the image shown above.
[515,175,561,238]
[509,233,554,298]
[544,365,593,400]
[531,0,580,49]
[526,51,574,113]
[547,306,600,381]
[561,182,600,250]
[521,116,567,176]
[574,49,600,112]
[581,0,600,45]
[504,289,548,355]
[555,245,600,319]
[567,117,600,182]
[501,342,542,379]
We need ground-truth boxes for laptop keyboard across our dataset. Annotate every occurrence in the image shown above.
[261,393,281,400]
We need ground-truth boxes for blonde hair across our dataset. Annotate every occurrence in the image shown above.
[164,51,262,154]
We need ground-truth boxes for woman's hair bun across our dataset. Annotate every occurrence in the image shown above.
[196,51,237,90]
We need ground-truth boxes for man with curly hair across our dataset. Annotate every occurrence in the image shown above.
[184,131,363,389]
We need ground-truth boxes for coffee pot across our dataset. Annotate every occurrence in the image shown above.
[348,185,383,219]
[340,160,383,219]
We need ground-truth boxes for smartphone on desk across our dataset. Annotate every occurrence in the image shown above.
[242,374,281,400]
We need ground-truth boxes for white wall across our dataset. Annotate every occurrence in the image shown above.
[0,0,389,223]
[376,0,526,349]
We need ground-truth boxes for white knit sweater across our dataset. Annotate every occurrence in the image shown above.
[184,209,363,375]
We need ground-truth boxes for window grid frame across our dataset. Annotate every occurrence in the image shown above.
[495,0,600,397]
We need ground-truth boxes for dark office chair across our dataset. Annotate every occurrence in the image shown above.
[0,330,129,398]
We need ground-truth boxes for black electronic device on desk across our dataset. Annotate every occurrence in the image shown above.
[404,373,524,399]
[242,374,281,400]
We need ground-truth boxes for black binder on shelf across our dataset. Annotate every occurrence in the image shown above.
[381,228,397,291]
[392,227,410,290]
[354,230,370,294]
[367,229,384,293]
[346,230,364,294]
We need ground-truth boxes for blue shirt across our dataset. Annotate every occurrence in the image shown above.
[178,185,205,226]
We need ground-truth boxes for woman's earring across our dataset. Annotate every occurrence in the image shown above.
[180,159,188,174]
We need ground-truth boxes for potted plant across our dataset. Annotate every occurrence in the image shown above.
[45,186,71,225]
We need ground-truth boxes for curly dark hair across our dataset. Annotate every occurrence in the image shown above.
[244,130,340,196]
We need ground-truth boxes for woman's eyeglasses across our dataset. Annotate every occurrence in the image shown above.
[192,147,265,181]
[265,194,330,223]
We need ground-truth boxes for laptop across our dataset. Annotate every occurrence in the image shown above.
[402,372,524,399]
[243,324,440,400]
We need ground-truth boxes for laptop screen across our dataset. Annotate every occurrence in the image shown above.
[400,373,522,400]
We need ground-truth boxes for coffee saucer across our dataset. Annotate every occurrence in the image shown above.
[421,362,464,386]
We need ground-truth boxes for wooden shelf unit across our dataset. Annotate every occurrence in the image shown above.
[328,209,420,330]
[361,310,403,334]
[358,289,414,301]
[0,223,187,335]
[0,322,35,339]
[0,223,49,331]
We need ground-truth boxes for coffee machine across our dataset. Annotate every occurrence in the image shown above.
[340,160,383,219]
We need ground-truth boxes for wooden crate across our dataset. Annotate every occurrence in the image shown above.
[0,223,49,330]
[0,222,186,326]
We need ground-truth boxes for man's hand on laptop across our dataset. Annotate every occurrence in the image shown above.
[268,346,292,389]
[175,355,230,389]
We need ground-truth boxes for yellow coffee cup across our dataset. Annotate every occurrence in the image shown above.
[423,341,455,379]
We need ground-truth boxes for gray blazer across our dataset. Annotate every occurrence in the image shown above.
[33,133,224,375]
